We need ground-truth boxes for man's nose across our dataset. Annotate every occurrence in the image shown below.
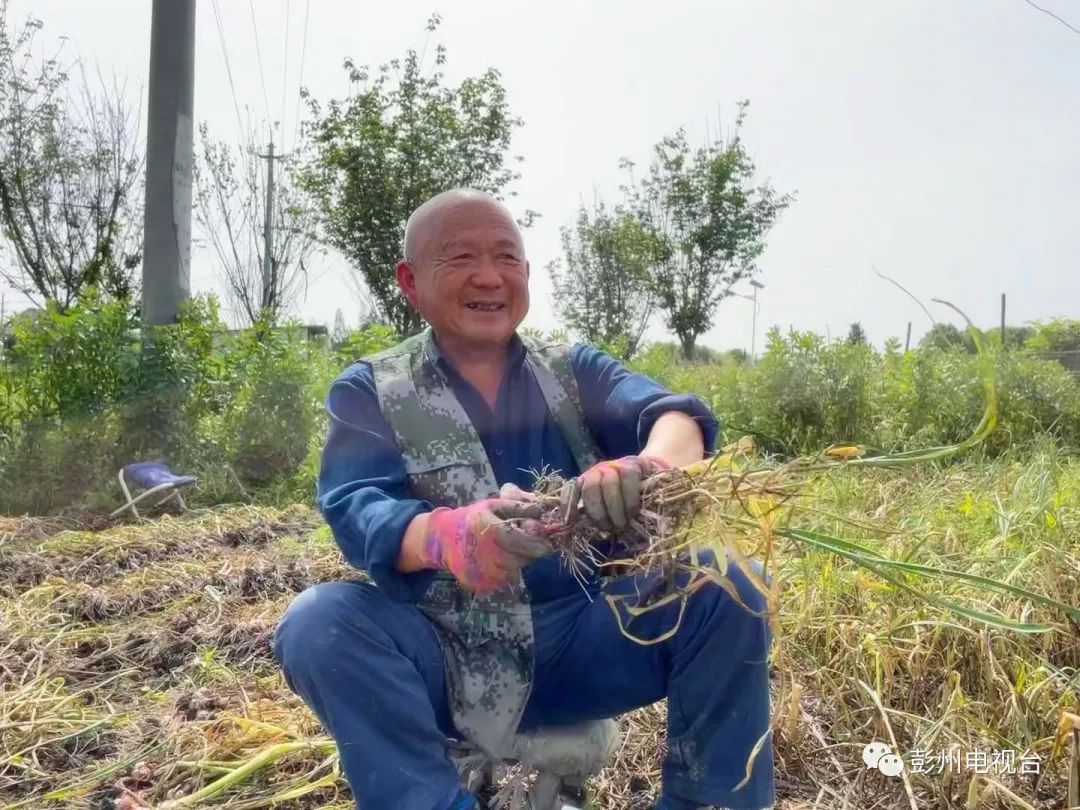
[469,258,504,287]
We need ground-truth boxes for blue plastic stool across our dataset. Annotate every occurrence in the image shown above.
[110,460,197,519]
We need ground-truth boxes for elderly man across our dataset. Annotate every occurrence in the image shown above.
[274,189,774,810]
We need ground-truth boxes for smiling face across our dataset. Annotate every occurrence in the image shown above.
[397,192,529,352]
[862,742,891,768]
[877,754,905,777]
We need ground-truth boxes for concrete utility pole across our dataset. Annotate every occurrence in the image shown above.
[142,0,196,326]
[257,141,288,312]
[905,321,912,352]
[1000,293,1007,347]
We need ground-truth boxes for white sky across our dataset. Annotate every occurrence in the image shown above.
[6,0,1080,353]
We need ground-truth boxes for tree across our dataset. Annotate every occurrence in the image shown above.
[299,15,532,336]
[846,322,867,345]
[0,7,143,310]
[548,200,661,360]
[920,322,1038,352]
[1025,319,1080,352]
[1000,325,1032,350]
[920,323,972,352]
[193,124,318,327]
[623,102,792,359]
[726,347,749,365]
[343,268,385,330]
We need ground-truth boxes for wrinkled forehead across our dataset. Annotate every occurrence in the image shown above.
[415,198,523,258]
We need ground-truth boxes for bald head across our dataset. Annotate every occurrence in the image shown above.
[403,189,520,266]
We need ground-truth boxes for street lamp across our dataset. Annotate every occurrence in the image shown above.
[732,279,765,362]
[748,280,764,362]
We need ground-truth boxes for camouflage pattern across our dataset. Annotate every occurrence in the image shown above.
[366,328,599,757]
[523,340,599,470]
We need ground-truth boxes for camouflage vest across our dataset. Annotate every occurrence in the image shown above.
[365,328,600,756]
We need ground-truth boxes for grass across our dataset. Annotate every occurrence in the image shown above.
[1,448,1079,809]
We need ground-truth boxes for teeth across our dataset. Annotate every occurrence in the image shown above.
[466,303,503,311]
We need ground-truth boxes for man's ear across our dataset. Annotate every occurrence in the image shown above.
[525,259,531,280]
[396,260,419,308]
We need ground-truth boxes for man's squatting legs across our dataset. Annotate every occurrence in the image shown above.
[521,551,775,810]
[274,580,467,810]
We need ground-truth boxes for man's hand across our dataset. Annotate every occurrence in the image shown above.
[420,496,551,593]
[562,455,671,531]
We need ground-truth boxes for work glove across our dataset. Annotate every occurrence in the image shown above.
[421,490,551,593]
[561,455,671,531]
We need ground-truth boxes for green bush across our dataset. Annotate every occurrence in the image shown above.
[1025,318,1080,353]
[994,352,1080,450]
[0,414,122,514]
[2,302,1077,516]
[0,295,137,425]
[629,329,1080,457]
[0,298,347,514]
[116,296,230,464]
[221,320,325,487]
[332,323,399,366]
[0,296,137,513]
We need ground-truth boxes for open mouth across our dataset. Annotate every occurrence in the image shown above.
[464,302,506,312]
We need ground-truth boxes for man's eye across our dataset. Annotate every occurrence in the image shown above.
[498,253,520,262]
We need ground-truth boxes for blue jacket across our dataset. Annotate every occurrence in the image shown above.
[317,336,719,603]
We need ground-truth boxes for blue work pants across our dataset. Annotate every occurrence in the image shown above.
[274,558,774,810]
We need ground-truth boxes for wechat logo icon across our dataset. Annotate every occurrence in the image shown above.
[863,741,905,777]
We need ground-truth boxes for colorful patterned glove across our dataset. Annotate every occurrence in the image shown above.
[561,455,672,531]
[422,497,551,593]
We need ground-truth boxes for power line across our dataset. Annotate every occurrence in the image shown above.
[280,0,291,141]
[210,0,245,137]
[249,0,273,130]
[291,0,311,152]
[1022,0,1080,36]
